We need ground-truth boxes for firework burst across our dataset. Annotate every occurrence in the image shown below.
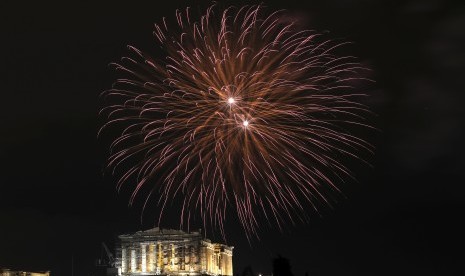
[100,5,373,239]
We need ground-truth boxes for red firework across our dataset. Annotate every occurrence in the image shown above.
[100,5,373,239]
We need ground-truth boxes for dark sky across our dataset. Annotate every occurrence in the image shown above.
[1,0,464,276]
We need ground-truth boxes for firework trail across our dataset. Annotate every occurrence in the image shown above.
[100,5,373,239]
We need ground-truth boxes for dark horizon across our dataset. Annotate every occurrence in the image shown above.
[1,0,464,275]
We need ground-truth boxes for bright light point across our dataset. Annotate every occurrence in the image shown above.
[243,120,249,127]
[228,97,235,104]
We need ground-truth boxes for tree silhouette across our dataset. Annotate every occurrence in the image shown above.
[241,265,256,276]
[272,255,294,276]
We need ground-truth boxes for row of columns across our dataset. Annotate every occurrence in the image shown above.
[121,242,199,274]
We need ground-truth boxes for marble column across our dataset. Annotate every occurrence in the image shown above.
[148,243,155,272]
[121,247,127,273]
[131,249,136,272]
[141,244,147,272]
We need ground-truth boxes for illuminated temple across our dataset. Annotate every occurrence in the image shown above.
[116,228,233,276]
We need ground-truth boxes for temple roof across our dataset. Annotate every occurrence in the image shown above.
[119,227,202,240]
[118,228,233,250]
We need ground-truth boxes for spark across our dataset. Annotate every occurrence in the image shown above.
[100,4,374,240]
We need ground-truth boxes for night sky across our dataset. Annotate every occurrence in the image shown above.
[1,0,464,276]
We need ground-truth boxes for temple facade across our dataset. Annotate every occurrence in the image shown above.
[0,269,50,276]
[116,228,233,276]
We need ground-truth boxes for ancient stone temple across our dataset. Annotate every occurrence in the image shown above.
[0,269,50,276]
[116,228,233,276]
